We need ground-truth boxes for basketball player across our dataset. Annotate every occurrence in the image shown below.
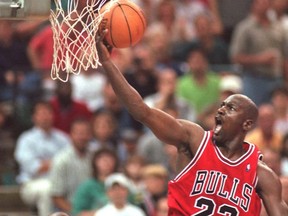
[96,30,288,215]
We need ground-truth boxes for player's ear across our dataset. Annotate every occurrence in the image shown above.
[243,119,254,131]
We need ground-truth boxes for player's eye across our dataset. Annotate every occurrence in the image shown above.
[229,105,236,111]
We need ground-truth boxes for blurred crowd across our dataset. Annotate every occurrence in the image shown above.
[0,0,288,215]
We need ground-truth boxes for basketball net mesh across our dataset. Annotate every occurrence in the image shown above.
[50,0,116,82]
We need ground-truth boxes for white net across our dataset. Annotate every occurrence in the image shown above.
[50,0,116,82]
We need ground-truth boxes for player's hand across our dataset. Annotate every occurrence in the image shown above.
[96,28,113,63]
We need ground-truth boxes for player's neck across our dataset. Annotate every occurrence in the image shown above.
[217,144,246,160]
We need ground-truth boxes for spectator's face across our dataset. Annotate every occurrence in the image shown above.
[156,197,169,216]
[187,51,208,76]
[95,153,116,177]
[253,0,271,15]
[107,184,129,207]
[158,69,177,95]
[257,105,276,135]
[271,0,288,13]
[157,2,175,22]
[33,104,53,130]
[103,83,122,112]
[125,162,143,180]
[70,121,92,152]
[144,175,167,195]
[271,91,288,111]
[194,15,211,38]
[92,113,115,141]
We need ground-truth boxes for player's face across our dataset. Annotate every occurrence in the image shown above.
[213,95,247,144]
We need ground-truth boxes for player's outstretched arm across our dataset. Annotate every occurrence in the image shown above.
[96,30,201,146]
[257,161,288,216]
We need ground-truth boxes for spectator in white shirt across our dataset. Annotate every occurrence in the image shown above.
[94,173,146,216]
[14,101,71,216]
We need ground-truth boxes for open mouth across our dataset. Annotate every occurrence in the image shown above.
[214,116,222,135]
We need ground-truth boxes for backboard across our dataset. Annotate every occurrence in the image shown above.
[0,0,50,19]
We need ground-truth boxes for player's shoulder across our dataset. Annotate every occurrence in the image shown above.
[177,119,205,139]
[256,160,281,190]
[177,119,207,153]
[257,160,275,177]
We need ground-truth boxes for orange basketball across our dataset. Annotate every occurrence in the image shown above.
[100,0,147,48]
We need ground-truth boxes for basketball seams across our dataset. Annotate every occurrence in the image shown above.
[109,3,118,47]
[120,3,146,45]
[118,4,133,47]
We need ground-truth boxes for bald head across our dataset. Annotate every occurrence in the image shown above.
[228,94,258,122]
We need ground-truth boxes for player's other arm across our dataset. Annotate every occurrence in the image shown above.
[96,30,203,147]
[257,161,288,216]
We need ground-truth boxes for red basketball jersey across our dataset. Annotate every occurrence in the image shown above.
[168,131,262,216]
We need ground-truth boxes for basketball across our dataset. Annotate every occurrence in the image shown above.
[100,0,147,48]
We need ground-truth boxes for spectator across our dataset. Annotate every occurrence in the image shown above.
[90,110,119,152]
[131,0,161,24]
[154,195,168,216]
[137,104,179,166]
[27,22,54,81]
[176,49,221,115]
[50,118,93,214]
[50,80,93,133]
[122,155,146,204]
[0,20,42,127]
[246,103,283,152]
[94,173,146,216]
[208,0,252,43]
[97,81,128,133]
[180,13,230,68]
[144,67,196,121]
[143,0,191,66]
[174,0,209,41]
[230,0,286,105]
[269,0,288,37]
[0,20,32,101]
[117,128,141,164]
[14,101,70,216]
[72,148,119,216]
[71,68,106,113]
[137,132,167,166]
[125,45,157,98]
[270,86,288,135]
[140,164,168,216]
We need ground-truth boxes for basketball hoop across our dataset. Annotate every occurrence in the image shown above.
[50,0,116,82]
